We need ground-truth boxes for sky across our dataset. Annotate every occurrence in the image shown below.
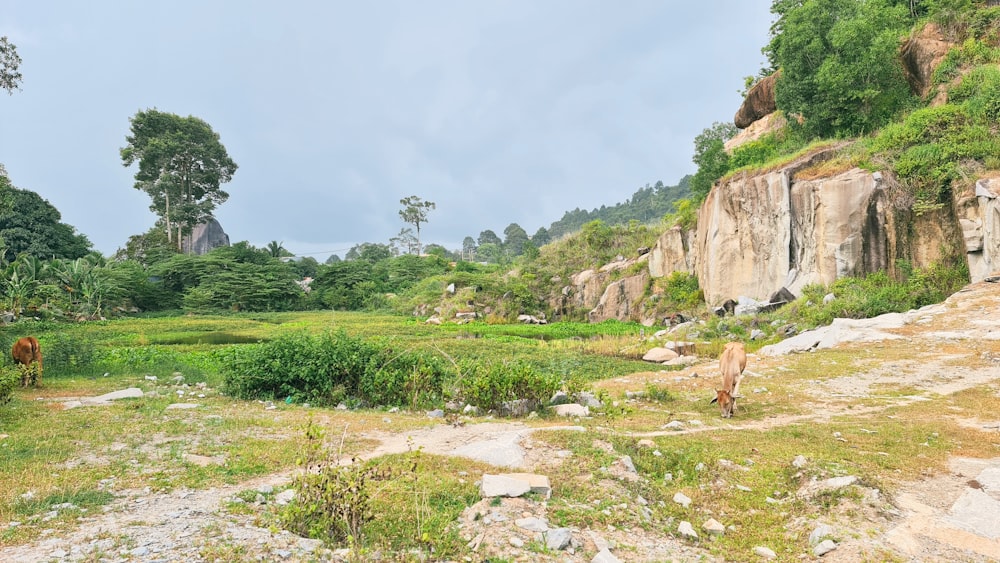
[0,1,774,262]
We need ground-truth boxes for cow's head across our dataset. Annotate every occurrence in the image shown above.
[710,389,735,418]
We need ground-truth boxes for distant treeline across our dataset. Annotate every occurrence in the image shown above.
[545,176,690,240]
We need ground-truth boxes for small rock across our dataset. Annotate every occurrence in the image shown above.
[703,518,725,536]
[663,421,685,430]
[546,527,572,550]
[592,547,622,563]
[792,455,808,468]
[754,546,777,559]
[620,455,637,473]
[810,524,835,546]
[677,520,698,539]
[814,539,838,556]
[509,536,524,548]
[426,409,445,418]
[275,489,296,505]
[515,516,549,533]
[637,439,656,448]
[554,404,589,417]
[673,492,692,508]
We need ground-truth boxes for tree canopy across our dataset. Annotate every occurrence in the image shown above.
[0,36,23,95]
[121,109,237,250]
[0,170,92,261]
[765,0,917,138]
[398,195,435,255]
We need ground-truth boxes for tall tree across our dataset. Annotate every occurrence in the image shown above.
[461,236,477,261]
[389,228,418,255]
[503,223,529,256]
[477,229,501,247]
[531,226,551,247]
[266,240,292,258]
[690,122,736,202]
[121,109,237,250]
[0,37,23,95]
[0,174,92,260]
[397,195,435,256]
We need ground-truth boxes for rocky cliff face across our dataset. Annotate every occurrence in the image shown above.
[554,22,983,322]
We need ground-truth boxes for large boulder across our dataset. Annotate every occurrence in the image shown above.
[182,217,230,255]
[734,71,779,129]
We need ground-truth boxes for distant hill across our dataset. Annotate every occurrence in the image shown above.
[545,175,691,240]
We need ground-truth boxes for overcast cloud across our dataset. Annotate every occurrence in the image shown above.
[0,1,773,260]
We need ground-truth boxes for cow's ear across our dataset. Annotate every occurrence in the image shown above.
[709,396,718,404]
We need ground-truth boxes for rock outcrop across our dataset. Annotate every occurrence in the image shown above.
[964,178,1000,282]
[646,145,979,307]
[182,217,230,255]
[734,71,779,129]
[900,23,953,98]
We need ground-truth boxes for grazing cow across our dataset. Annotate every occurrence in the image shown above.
[709,341,747,418]
[11,336,42,387]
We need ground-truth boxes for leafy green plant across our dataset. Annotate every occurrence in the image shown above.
[0,365,18,405]
[282,422,397,546]
[455,359,560,413]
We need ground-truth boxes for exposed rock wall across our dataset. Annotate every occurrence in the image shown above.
[966,178,1000,281]
[588,271,649,323]
[647,147,976,307]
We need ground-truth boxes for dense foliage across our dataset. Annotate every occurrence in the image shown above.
[765,0,918,139]
[544,178,691,240]
[0,170,92,261]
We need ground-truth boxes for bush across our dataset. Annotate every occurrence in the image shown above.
[220,331,452,408]
[0,365,19,404]
[455,359,560,413]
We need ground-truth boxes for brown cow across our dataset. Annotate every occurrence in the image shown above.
[11,336,42,387]
[709,341,747,418]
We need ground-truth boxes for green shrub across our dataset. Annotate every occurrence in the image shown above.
[358,350,450,409]
[455,359,560,413]
[0,365,19,404]
[220,331,452,408]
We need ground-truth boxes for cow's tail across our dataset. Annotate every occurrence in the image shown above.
[30,339,39,356]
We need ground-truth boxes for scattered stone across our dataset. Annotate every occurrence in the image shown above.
[813,539,838,556]
[663,420,685,430]
[673,492,692,508]
[165,403,199,410]
[677,520,698,539]
[275,490,296,505]
[804,475,858,497]
[553,404,589,417]
[462,404,480,416]
[810,524,835,546]
[637,439,656,448]
[546,528,572,550]
[515,516,548,533]
[426,409,445,418]
[619,455,637,473]
[509,536,524,548]
[549,391,571,405]
[754,546,777,559]
[575,392,602,408]
[592,547,622,563]
[480,473,551,498]
[642,347,679,363]
[703,518,725,536]
[792,455,808,468]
